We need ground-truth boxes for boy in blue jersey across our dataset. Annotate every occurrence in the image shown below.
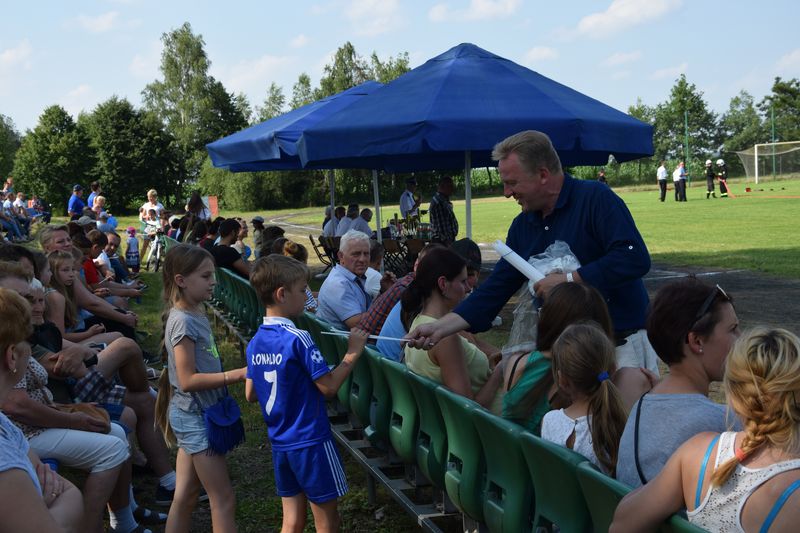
[246,254,368,532]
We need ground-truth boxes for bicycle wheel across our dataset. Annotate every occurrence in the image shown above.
[153,241,163,271]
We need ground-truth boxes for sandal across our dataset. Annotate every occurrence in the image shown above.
[145,367,160,380]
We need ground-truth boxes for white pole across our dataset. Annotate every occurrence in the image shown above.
[754,144,759,184]
[465,151,472,239]
[372,169,383,243]
[328,169,335,214]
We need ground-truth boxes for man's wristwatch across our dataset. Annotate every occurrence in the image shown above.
[566,272,574,283]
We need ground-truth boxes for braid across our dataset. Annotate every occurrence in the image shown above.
[711,327,800,487]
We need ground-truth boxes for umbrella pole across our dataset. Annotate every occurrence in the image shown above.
[328,169,335,219]
[465,151,472,239]
[372,169,383,244]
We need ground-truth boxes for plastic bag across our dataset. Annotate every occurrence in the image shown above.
[526,241,581,296]
[502,241,581,357]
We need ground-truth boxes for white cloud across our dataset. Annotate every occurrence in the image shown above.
[129,40,161,80]
[775,48,800,74]
[573,0,681,38]
[650,62,687,80]
[0,40,33,96]
[525,46,559,63]
[0,40,32,70]
[602,50,642,67]
[213,54,295,96]
[290,34,309,48]
[429,0,521,22]
[60,84,98,117]
[346,0,401,36]
[69,11,120,33]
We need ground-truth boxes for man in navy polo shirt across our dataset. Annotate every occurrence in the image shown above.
[67,184,85,220]
[408,130,658,373]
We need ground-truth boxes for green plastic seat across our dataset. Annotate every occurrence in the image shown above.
[575,461,629,533]
[406,371,448,490]
[471,407,533,533]
[519,431,591,532]
[381,358,419,464]
[348,348,373,427]
[363,350,392,446]
[662,515,709,533]
[434,386,486,522]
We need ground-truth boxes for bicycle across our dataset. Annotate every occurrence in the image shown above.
[144,229,166,272]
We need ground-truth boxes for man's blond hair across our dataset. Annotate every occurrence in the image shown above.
[492,130,563,177]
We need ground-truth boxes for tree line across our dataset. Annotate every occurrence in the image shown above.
[1,21,798,213]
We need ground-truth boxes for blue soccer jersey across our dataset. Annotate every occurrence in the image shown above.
[246,316,332,451]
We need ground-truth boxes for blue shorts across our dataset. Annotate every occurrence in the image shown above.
[169,403,209,455]
[273,439,348,504]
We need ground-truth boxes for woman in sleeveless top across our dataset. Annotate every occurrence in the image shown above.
[612,328,800,532]
[403,247,504,412]
[502,282,615,434]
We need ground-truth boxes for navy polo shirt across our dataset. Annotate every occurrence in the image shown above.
[455,174,651,333]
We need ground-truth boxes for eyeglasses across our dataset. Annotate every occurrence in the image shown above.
[689,284,730,331]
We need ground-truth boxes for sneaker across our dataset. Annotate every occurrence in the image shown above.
[133,506,168,525]
[154,484,209,506]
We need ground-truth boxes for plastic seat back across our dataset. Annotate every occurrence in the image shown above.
[363,350,392,446]
[434,386,486,522]
[575,461,630,533]
[661,515,709,533]
[348,347,373,427]
[471,408,533,533]
[519,431,591,532]
[381,358,419,464]
[406,371,448,490]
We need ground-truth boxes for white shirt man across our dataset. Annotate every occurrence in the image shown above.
[349,209,373,238]
[657,164,668,181]
[399,179,419,218]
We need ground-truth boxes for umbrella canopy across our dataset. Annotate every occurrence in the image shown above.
[206,80,383,171]
[298,43,653,171]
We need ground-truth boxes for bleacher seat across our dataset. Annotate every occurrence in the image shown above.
[471,407,533,533]
[348,351,373,428]
[406,371,448,490]
[434,386,486,523]
[363,349,392,447]
[519,431,591,532]
[381,358,420,465]
[575,461,627,533]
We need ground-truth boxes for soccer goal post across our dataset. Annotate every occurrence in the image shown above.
[735,141,800,183]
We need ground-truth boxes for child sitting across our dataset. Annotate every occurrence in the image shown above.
[246,254,368,532]
[541,322,627,475]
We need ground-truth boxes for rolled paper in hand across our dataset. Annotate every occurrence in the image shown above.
[493,240,545,283]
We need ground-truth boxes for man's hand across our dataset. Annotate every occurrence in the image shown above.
[532,271,582,299]
[93,288,111,297]
[405,313,469,349]
[49,344,93,377]
[379,271,397,292]
[87,323,105,336]
[68,410,110,433]
[37,461,68,506]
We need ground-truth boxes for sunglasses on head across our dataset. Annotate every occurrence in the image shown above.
[689,284,730,332]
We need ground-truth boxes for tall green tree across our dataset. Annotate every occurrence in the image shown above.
[290,73,314,110]
[720,91,765,152]
[80,96,179,209]
[758,77,800,142]
[370,51,410,84]
[316,42,371,99]
[256,82,286,122]
[0,114,20,178]
[653,74,718,164]
[13,105,93,213]
[142,22,247,200]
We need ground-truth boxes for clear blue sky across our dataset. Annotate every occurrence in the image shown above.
[3,0,799,132]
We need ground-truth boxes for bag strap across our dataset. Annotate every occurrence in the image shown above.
[506,353,527,392]
[694,434,721,508]
[761,478,800,533]
[633,392,649,485]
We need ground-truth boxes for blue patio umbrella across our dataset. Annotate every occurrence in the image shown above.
[206,80,383,171]
[296,44,653,236]
[298,43,653,171]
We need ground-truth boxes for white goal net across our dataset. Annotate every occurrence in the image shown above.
[735,141,800,183]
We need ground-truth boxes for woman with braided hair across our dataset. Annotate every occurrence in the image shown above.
[612,328,800,532]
